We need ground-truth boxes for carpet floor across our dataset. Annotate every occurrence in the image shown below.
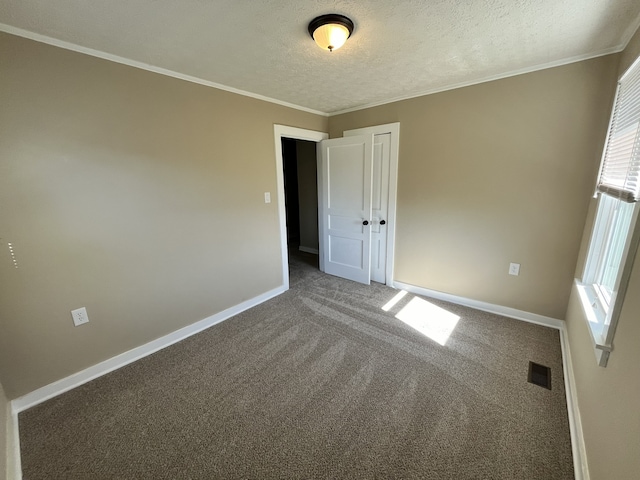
[19,251,574,479]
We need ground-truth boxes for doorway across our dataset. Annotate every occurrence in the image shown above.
[281,136,320,258]
[274,125,328,290]
[274,123,399,290]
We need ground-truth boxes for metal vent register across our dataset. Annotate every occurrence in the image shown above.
[528,362,551,390]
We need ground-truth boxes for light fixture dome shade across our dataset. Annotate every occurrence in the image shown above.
[308,14,354,52]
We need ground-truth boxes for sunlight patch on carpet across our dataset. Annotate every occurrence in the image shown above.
[381,290,408,311]
[395,297,460,346]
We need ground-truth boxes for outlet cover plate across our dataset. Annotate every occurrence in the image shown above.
[509,263,521,276]
[71,307,89,326]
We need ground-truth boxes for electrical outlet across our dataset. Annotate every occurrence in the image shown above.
[509,263,521,276]
[71,307,89,326]
[264,192,271,204]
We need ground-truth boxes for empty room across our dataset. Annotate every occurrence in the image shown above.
[1,2,639,479]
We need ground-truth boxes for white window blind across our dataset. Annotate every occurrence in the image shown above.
[597,59,640,202]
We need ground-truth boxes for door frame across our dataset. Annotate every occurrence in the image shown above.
[273,123,399,289]
[274,125,328,290]
[344,123,400,286]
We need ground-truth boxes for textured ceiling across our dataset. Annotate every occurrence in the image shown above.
[1,0,640,115]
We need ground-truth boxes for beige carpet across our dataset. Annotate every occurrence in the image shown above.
[19,251,574,479]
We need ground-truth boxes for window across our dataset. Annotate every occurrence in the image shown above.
[577,55,640,367]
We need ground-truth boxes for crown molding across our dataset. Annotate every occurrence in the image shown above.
[328,46,624,116]
[2,20,637,120]
[0,24,329,117]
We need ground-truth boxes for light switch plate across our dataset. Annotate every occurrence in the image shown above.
[264,192,271,203]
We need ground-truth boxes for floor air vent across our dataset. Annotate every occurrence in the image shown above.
[528,362,551,390]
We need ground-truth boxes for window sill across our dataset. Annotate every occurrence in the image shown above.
[574,279,612,367]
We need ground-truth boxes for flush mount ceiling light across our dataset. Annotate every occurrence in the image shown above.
[308,14,354,52]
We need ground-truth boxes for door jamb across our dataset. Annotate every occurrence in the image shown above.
[344,123,400,286]
[274,125,328,290]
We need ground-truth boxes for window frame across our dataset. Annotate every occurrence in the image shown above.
[577,196,639,367]
[576,55,640,367]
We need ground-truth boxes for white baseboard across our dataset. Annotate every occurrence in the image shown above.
[11,285,286,414]
[392,280,564,329]
[7,407,20,480]
[7,278,587,480]
[559,328,589,480]
[393,280,587,480]
[298,246,319,255]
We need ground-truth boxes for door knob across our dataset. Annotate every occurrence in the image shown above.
[362,220,369,226]
[380,220,386,225]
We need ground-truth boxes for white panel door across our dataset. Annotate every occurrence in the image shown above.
[370,134,391,283]
[320,135,373,284]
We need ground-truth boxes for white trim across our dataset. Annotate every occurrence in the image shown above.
[298,246,319,255]
[344,123,400,286]
[2,22,632,120]
[392,280,565,329]
[11,285,285,413]
[0,24,328,118]
[7,407,20,480]
[273,125,329,290]
[559,327,590,480]
[578,194,640,367]
[574,280,612,367]
[328,48,622,116]
[392,279,588,480]
[316,144,326,273]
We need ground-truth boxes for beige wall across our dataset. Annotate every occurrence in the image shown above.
[2,23,638,478]
[565,25,640,480]
[619,25,640,76]
[296,141,319,252]
[331,55,619,319]
[0,32,327,398]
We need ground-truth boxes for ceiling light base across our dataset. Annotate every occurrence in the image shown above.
[308,14,354,52]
